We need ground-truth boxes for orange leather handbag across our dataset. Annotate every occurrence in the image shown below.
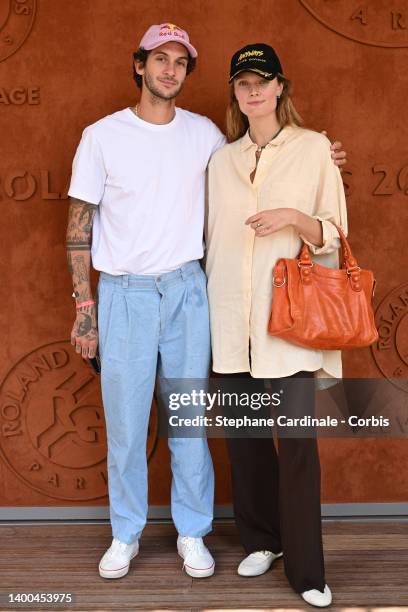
[268,225,378,350]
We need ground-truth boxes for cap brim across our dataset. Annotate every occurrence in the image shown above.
[229,67,277,83]
[143,39,198,58]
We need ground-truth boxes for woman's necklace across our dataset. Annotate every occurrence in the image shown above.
[249,126,283,184]
[251,125,284,153]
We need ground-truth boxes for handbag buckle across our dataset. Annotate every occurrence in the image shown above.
[298,260,313,284]
[298,261,313,268]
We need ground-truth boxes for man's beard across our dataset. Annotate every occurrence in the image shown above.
[144,70,183,101]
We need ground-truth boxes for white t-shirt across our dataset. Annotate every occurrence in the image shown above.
[68,107,226,275]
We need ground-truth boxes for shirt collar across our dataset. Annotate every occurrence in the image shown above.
[239,124,294,152]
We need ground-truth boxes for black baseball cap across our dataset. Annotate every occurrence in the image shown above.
[229,43,283,82]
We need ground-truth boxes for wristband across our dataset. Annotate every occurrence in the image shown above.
[76,300,96,309]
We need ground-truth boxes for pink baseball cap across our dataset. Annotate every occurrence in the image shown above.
[139,23,198,58]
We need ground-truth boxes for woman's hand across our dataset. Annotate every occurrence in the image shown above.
[246,208,324,246]
[245,208,297,237]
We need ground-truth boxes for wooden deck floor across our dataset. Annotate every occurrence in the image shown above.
[0,521,407,611]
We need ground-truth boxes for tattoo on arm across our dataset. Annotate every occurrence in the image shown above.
[66,197,98,311]
[66,198,98,246]
[74,255,89,283]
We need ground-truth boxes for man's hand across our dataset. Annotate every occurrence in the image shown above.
[70,304,99,358]
[322,130,347,170]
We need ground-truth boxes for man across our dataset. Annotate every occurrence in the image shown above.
[66,23,346,580]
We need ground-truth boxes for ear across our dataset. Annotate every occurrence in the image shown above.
[134,59,145,77]
[277,82,284,97]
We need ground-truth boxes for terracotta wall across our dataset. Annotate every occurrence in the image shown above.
[0,0,407,508]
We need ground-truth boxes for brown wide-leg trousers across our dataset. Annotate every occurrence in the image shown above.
[224,371,326,594]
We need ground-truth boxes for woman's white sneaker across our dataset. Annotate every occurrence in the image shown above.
[177,536,215,578]
[99,537,139,579]
[237,550,283,577]
[301,584,332,607]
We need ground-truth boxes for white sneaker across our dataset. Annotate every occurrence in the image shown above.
[301,584,332,607]
[177,536,215,578]
[237,550,283,577]
[99,537,139,579]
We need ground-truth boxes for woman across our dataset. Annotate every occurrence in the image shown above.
[206,44,347,607]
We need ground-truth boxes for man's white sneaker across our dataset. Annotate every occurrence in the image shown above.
[99,537,139,579]
[237,550,283,577]
[301,584,332,607]
[177,536,215,578]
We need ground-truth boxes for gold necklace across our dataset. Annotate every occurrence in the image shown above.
[132,103,176,122]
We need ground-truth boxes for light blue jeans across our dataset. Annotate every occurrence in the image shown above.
[97,260,214,545]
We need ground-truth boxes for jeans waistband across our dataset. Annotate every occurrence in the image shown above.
[99,260,202,288]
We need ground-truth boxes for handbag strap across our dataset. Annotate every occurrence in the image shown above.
[334,224,359,272]
[298,223,362,291]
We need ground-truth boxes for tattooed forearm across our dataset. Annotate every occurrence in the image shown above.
[66,198,97,244]
[73,289,94,303]
[66,197,98,308]
[74,255,89,283]
[66,241,92,250]
[67,251,74,276]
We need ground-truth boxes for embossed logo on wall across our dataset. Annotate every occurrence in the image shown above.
[372,284,408,393]
[0,170,68,201]
[299,1,408,48]
[0,0,36,62]
[0,341,158,500]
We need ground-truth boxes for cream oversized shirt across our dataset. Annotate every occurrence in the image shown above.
[206,125,348,379]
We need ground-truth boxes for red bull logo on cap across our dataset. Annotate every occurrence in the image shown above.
[159,23,186,40]
[161,23,178,31]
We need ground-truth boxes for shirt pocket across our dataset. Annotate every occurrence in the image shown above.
[263,180,316,214]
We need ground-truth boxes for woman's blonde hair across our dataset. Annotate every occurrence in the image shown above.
[225,73,303,143]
